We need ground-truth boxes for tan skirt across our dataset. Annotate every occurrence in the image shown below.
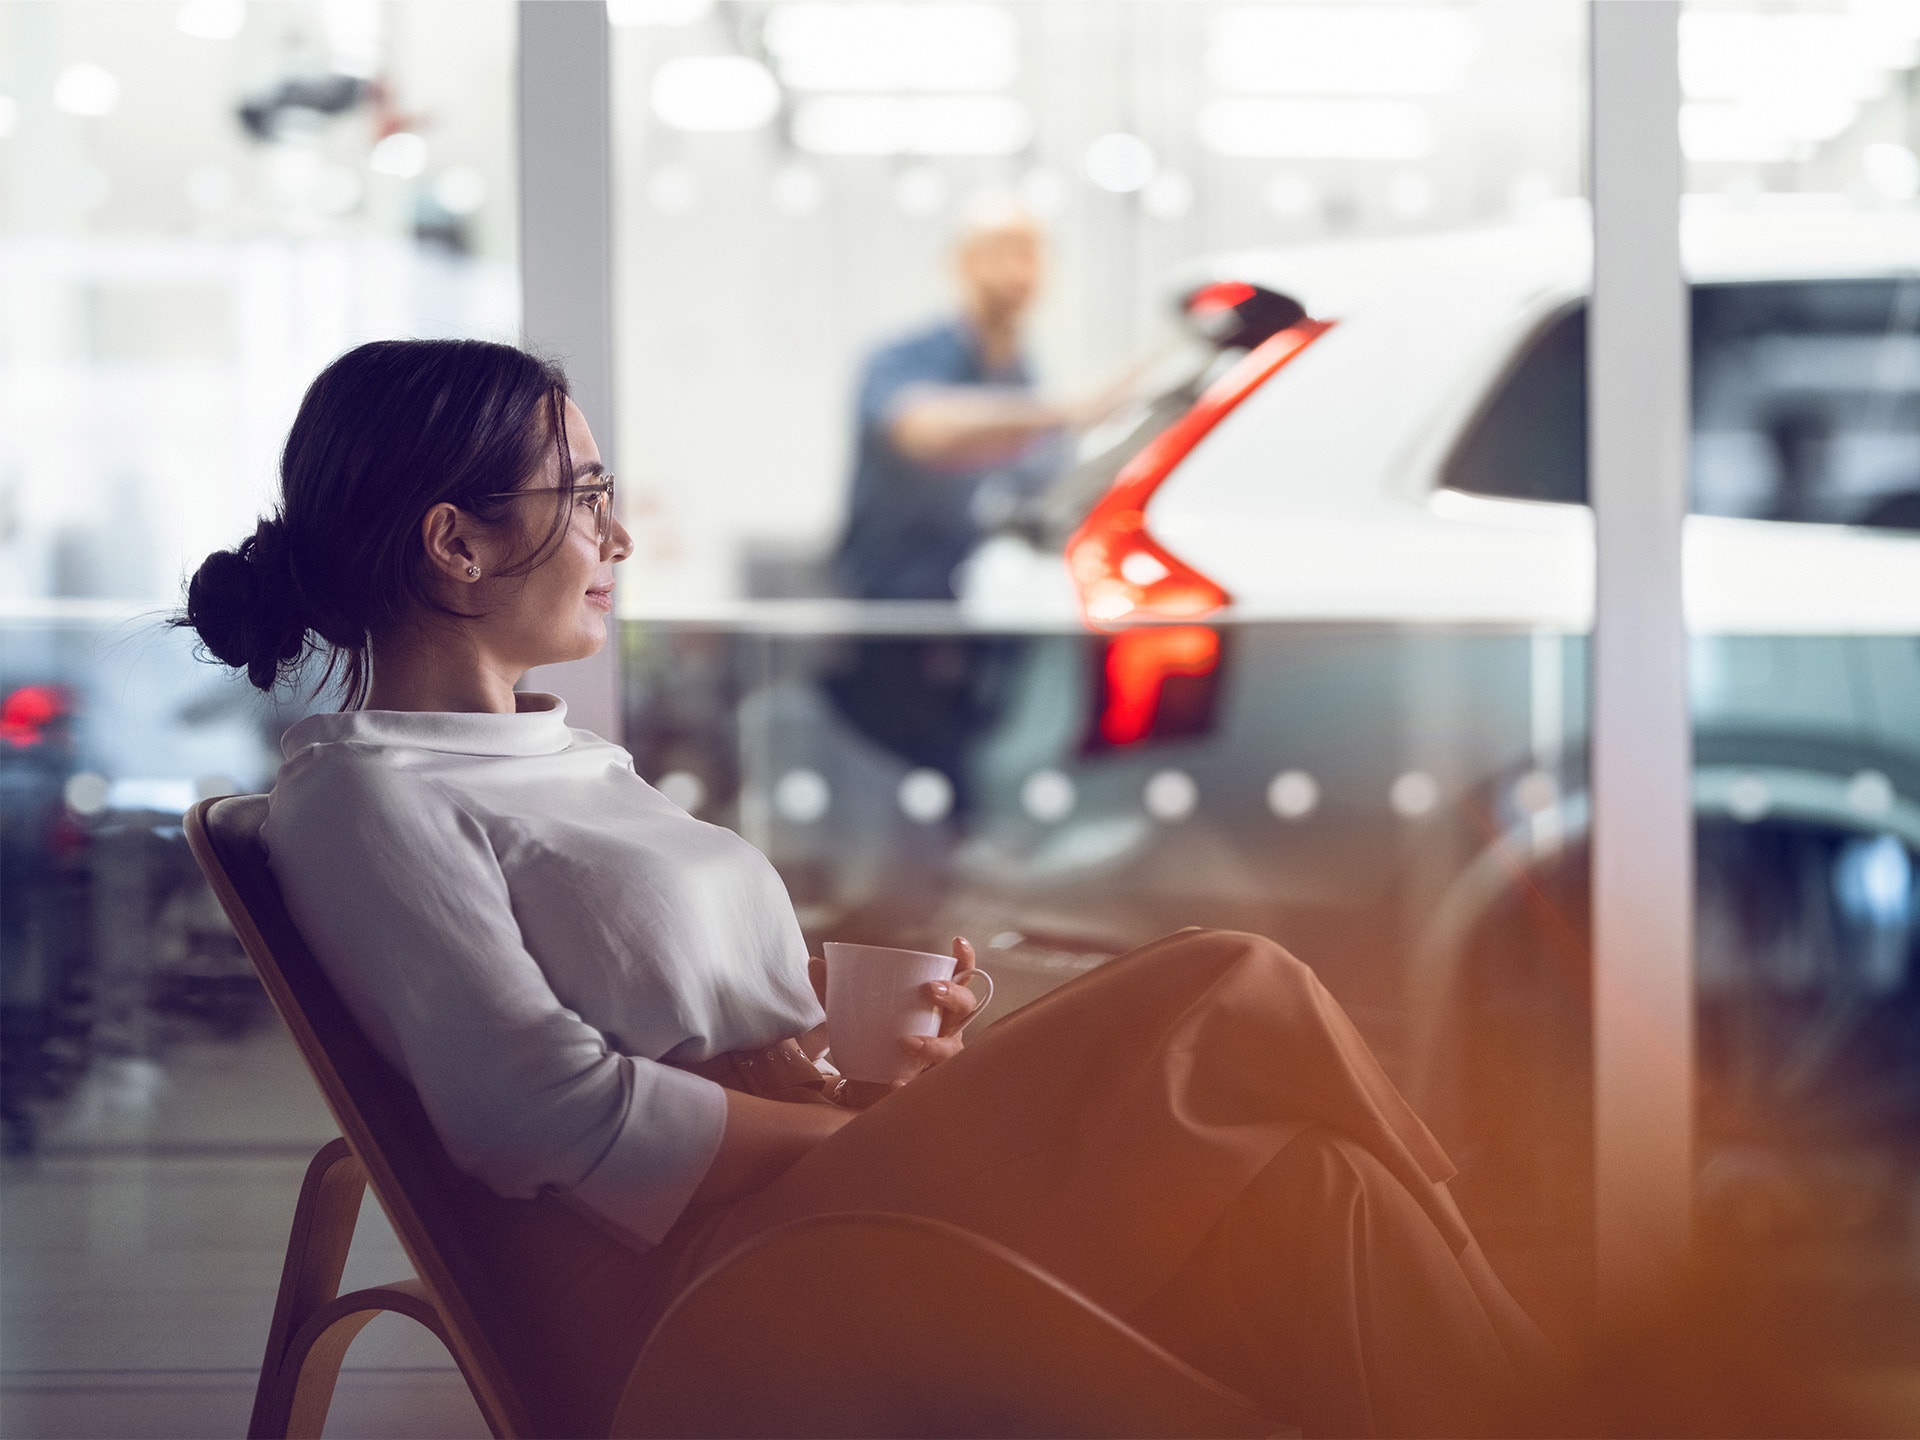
[524,929,1547,1437]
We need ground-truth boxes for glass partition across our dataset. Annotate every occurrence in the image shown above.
[614,0,1602,1339]
[613,1,1920,1354]
[0,0,518,1159]
[1677,0,1920,1361]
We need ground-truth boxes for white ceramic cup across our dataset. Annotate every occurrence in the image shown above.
[821,941,994,1085]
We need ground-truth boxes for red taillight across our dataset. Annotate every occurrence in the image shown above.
[2,685,67,748]
[1186,280,1257,319]
[1065,318,1334,628]
[1099,625,1221,746]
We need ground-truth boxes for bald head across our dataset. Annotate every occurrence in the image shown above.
[955,202,1045,334]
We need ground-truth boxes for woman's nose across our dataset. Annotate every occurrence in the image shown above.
[607,514,635,562]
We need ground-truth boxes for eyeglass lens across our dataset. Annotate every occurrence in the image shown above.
[592,483,613,544]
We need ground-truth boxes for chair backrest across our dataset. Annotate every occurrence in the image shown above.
[188,795,602,1439]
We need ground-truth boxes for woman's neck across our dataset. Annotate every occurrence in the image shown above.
[363,625,521,714]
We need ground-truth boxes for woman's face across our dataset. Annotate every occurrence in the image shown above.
[476,396,632,671]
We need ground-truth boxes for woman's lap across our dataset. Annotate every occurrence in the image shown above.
[625,927,1536,1434]
[664,932,1496,1295]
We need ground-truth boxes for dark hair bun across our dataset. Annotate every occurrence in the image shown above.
[182,517,310,692]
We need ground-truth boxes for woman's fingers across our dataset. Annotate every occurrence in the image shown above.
[924,976,978,1035]
[902,1031,964,1069]
[927,934,981,1037]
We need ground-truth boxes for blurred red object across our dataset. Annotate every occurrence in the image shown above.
[1,685,70,749]
[1099,626,1221,747]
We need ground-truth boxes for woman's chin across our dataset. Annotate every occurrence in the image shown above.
[535,623,607,669]
[573,619,608,657]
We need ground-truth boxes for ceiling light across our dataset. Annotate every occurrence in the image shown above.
[53,63,120,118]
[1199,98,1433,160]
[791,95,1031,155]
[369,131,427,178]
[1207,5,1479,96]
[765,2,1018,92]
[607,0,713,25]
[1085,132,1155,193]
[176,0,245,40]
[652,55,780,132]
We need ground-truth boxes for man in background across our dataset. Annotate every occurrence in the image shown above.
[826,203,1119,803]
[835,201,1112,601]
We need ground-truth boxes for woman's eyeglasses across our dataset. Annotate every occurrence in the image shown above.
[475,478,616,546]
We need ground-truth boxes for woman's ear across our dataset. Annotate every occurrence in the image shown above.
[420,502,483,584]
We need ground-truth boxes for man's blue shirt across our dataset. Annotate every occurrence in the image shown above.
[835,320,1060,600]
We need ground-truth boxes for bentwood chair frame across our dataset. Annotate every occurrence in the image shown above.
[187,794,1275,1439]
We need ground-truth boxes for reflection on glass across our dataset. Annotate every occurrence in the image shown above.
[616,0,1598,1342]
[1672,1,1920,1337]
[613,1,1920,1355]
[0,0,518,1159]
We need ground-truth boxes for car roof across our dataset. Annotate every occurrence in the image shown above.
[1139,205,1920,631]
[1178,201,1920,318]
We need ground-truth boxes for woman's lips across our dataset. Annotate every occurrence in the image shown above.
[586,587,614,612]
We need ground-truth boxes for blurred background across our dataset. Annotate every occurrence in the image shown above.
[1,1,1917,1434]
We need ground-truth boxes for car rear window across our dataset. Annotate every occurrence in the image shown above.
[1442,278,1920,530]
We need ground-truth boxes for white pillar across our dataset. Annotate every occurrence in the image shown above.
[1588,0,1694,1326]
[517,0,622,741]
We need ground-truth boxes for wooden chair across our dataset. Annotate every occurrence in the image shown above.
[186,795,1279,1439]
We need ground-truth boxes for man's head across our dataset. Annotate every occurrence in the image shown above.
[954,198,1044,333]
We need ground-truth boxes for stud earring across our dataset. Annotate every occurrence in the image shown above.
[466,565,481,578]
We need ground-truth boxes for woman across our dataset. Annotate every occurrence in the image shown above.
[182,340,1543,1438]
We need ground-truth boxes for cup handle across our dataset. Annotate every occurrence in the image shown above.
[949,968,994,1035]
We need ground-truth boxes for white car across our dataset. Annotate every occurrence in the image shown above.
[619,207,1915,1253]
[962,204,1920,638]
[926,205,1920,1246]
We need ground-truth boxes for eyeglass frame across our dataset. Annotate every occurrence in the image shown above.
[472,477,617,547]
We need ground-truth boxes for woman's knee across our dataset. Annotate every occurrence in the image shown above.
[1139,926,1316,990]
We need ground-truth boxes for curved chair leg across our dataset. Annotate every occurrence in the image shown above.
[249,1140,459,1439]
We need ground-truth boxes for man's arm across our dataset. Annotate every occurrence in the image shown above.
[886,385,1073,470]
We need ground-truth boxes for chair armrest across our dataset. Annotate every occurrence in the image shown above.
[612,1211,1280,1439]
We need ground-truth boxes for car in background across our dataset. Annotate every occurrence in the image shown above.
[622,206,1917,1266]
[930,203,1920,1253]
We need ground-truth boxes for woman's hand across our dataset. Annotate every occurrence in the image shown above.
[804,937,984,1095]
[898,936,981,1079]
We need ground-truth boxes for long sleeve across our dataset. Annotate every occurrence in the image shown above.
[262,752,728,1248]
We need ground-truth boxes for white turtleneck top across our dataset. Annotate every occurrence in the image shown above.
[261,694,823,1249]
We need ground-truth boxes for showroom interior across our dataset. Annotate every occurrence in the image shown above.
[2,0,1918,1434]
